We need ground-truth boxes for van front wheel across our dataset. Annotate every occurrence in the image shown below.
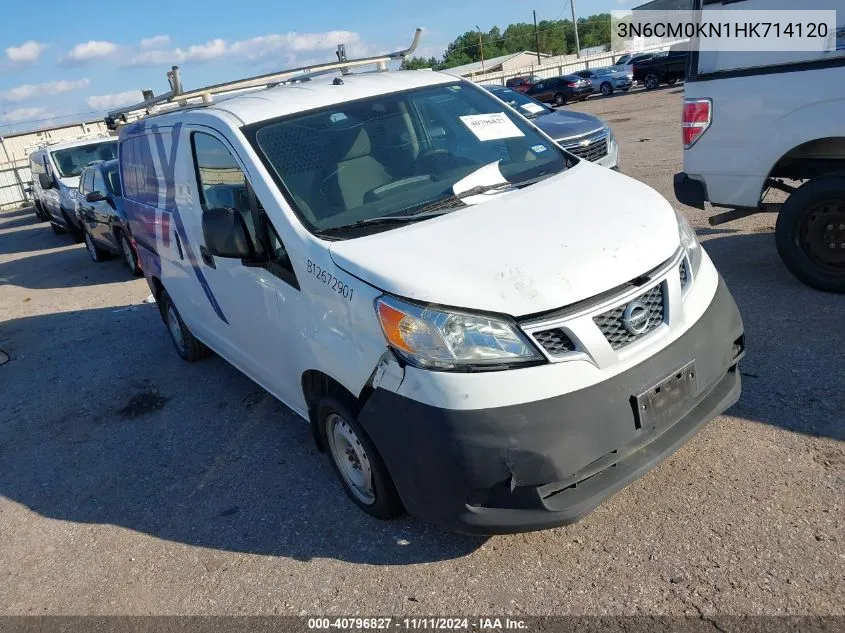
[319,395,403,520]
[160,290,208,361]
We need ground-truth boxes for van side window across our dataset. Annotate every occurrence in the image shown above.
[192,132,298,288]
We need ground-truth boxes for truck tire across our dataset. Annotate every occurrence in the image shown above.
[318,394,404,520]
[775,176,845,293]
[644,73,660,90]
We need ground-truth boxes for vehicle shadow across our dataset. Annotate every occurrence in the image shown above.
[0,205,36,219]
[0,213,42,231]
[701,229,844,441]
[0,225,62,255]
[0,246,132,289]
[0,306,485,564]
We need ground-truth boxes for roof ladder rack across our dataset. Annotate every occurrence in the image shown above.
[105,28,423,130]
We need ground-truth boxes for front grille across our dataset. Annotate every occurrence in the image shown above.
[593,283,665,350]
[533,328,577,356]
[559,132,609,162]
[679,259,689,289]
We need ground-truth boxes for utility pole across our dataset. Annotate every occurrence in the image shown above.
[476,25,485,73]
[570,0,582,57]
[533,10,542,65]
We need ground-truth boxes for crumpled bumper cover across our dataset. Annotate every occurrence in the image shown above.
[358,277,744,534]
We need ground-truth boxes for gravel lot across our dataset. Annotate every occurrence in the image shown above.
[0,86,843,616]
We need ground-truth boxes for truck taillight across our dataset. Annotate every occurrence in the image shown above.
[682,98,712,148]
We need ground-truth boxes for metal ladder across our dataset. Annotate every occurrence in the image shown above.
[105,28,423,130]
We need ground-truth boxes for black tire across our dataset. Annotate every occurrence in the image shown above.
[666,77,679,85]
[553,92,566,107]
[644,73,660,90]
[83,229,110,263]
[600,82,613,97]
[159,290,208,361]
[318,394,403,520]
[50,222,66,235]
[775,176,845,293]
[63,210,84,243]
[34,202,48,222]
[117,230,142,277]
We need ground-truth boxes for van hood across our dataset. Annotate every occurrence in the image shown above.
[533,110,605,142]
[329,162,680,317]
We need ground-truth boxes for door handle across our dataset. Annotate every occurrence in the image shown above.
[200,245,216,269]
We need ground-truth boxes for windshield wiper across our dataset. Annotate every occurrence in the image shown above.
[408,174,555,216]
[315,210,449,236]
[316,173,556,237]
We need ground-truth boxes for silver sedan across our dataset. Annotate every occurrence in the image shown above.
[574,68,633,97]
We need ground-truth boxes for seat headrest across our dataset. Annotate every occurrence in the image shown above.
[341,128,371,161]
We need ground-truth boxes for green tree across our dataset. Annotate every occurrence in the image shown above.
[399,12,614,70]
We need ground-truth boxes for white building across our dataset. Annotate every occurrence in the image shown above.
[0,119,111,209]
[443,51,552,78]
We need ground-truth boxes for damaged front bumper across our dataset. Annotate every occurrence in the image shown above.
[357,277,744,534]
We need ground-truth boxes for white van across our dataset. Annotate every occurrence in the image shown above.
[675,0,845,292]
[111,40,745,533]
[29,136,118,240]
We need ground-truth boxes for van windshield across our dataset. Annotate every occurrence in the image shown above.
[247,82,568,236]
[51,141,118,178]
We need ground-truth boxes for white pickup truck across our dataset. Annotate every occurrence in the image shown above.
[674,0,845,292]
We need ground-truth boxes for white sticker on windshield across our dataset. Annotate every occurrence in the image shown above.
[459,113,525,142]
[521,102,545,114]
[531,144,548,154]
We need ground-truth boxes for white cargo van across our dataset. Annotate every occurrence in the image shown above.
[29,136,118,241]
[675,0,845,292]
[110,36,745,533]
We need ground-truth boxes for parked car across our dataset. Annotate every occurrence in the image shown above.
[573,67,633,96]
[675,0,845,293]
[28,137,118,242]
[613,52,656,81]
[113,43,744,534]
[74,159,142,275]
[505,75,543,93]
[526,74,592,106]
[483,85,619,170]
[632,48,688,90]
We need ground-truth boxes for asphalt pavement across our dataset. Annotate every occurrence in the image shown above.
[0,87,842,616]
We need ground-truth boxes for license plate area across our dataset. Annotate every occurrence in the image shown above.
[632,360,698,431]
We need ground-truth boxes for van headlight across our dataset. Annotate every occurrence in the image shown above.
[676,211,702,274]
[375,296,542,370]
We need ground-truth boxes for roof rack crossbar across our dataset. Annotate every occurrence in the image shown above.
[105,28,422,128]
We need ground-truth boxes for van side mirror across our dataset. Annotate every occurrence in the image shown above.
[86,191,106,203]
[202,207,255,259]
[38,173,53,189]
